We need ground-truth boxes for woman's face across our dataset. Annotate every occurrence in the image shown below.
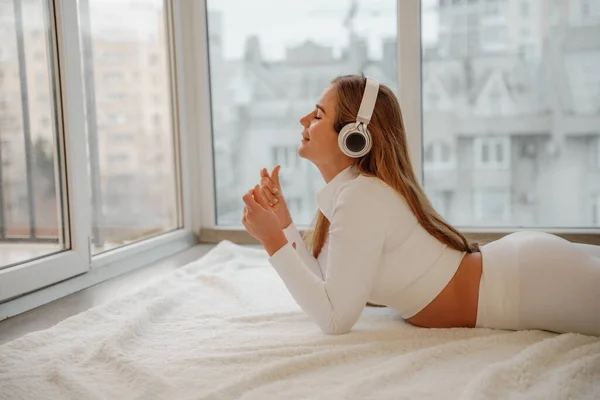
[298,86,343,164]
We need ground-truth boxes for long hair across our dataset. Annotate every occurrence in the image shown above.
[303,75,479,259]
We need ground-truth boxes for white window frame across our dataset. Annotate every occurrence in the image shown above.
[1,0,197,319]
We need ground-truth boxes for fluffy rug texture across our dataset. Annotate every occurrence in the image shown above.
[1,240,599,399]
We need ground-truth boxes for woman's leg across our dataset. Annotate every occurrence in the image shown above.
[514,232,600,336]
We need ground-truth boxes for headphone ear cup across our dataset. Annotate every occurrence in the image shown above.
[338,123,372,158]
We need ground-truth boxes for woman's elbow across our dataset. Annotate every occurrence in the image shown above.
[320,319,354,335]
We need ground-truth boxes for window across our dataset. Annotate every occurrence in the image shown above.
[107,93,127,102]
[110,133,134,143]
[424,142,455,170]
[474,137,510,169]
[206,0,397,226]
[0,0,66,269]
[106,114,127,126]
[81,0,179,254]
[99,51,124,64]
[474,188,511,224]
[423,1,600,228]
[0,0,193,307]
[107,153,129,164]
[104,72,124,84]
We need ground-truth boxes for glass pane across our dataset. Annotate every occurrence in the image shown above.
[206,0,398,225]
[0,0,66,269]
[423,0,600,227]
[79,0,179,254]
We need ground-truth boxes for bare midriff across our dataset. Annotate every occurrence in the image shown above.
[404,251,483,328]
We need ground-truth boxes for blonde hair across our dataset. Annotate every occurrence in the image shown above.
[303,75,479,259]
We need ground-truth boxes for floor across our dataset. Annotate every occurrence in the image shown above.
[0,244,216,346]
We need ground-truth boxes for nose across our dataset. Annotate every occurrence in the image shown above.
[299,112,311,128]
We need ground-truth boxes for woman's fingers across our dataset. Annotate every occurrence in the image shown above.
[259,166,282,207]
[259,186,276,207]
[242,190,259,213]
[260,176,279,199]
[271,165,281,187]
[253,186,270,210]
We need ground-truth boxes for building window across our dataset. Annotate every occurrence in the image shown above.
[107,114,127,125]
[474,188,511,224]
[107,153,129,164]
[474,137,510,169]
[424,141,455,170]
[104,72,124,84]
[107,93,127,102]
[111,133,134,143]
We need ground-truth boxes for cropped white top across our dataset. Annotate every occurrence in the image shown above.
[268,165,466,334]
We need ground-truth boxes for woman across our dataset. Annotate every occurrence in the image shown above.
[241,75,600,336]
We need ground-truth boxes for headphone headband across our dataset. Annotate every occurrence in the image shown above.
[356,77,379,125]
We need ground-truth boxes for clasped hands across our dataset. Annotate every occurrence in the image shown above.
[241,166,295,256]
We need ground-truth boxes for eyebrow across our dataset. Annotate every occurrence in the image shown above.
[315,104,326,114]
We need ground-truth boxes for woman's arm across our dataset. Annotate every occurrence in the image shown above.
[267,182,388,334]
[282,222,324,279]
[259,166,324,279]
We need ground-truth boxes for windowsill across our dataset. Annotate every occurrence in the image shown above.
[0,230,198,322]
[0,242,215,345]
[200,227,600,246]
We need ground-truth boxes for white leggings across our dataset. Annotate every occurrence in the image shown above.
[476,231,600,337]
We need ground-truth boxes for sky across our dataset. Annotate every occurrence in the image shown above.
[81,0,439,61]
[207,0,439,61]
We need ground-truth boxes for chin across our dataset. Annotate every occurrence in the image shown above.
[297,146,307,159]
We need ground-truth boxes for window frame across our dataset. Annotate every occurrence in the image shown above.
[1,0,197,317]
[194,0,600,245]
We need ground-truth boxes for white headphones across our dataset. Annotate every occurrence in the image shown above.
[338,77,380,158]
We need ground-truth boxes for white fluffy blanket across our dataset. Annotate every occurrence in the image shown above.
[1,240,599,400]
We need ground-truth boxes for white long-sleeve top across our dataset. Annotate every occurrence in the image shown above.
[268,165,466,334]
